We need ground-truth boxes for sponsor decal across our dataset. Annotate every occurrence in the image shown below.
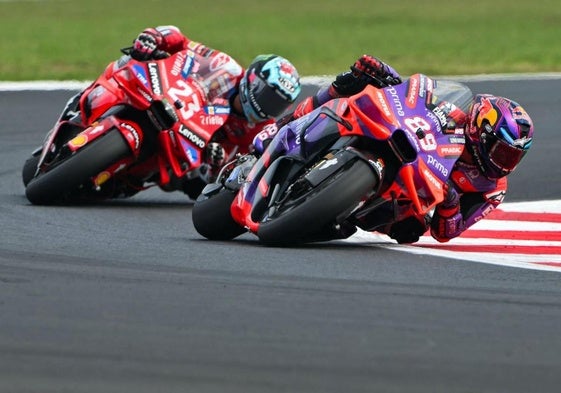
[178,125,205,148]
[427,154,449,177]
[132,64,150,88]
[280,61,296,76]
[375,90,392,118]
[89,124,105,136]
[278,77,297,94]
[448,136,465,144]
[513,135,532,148]
[199,114,225,126]
[486,189,506,204]
[319,157,338,170]
[94,171,111,187]
[148,63,162,95]
[210,53,231,71]
[171,51,187,77]
[438,145,464,157]
[478,98,497,125]
[422,168,442,190]
[418,74,427,98]
[426,76,433,94]
[179,50,196,79]
[370,157,385,176]
[120,122,140,150]
[179,139,199,163]
[205,105,230,115]
[68,134,88,148]
[432,106,448,128]
[406,75,419,108]
[136,86,152,102]
[386,86,405,116]
[425,110,443,133]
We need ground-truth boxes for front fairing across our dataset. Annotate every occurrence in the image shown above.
[230,105,350,231]
[346,75,466,214]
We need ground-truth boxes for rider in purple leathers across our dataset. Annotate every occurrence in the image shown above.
[258,55,534,244]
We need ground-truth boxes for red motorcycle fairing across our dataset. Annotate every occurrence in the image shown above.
[30,49,233,200]
[67,116,144,155]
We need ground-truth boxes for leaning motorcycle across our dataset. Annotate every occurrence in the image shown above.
[23,48,230,205]
[192,73,469,245]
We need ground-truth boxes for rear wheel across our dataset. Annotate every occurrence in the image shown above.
[257,159,377,245]
[25,130,131,205]
[192,189,246,241]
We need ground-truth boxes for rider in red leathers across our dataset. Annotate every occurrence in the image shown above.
[59,25,301,198]
[268,55,534,244]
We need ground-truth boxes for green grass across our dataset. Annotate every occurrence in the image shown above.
[2,0,561,80]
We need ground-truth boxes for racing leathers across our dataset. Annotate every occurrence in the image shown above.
[124,26,279,171]
[265,55,509,244]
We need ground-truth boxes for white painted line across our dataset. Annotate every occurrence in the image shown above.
[2,73,561,91]
[343,199,561,273]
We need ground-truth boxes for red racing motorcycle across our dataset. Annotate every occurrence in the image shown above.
[23,48,230,205]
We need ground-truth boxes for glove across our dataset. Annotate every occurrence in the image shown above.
[388,216,428,244]
[130,28,169,61]
[430,181,463,242]
[440,181,460,211]
[205,142,226,167]
[199,142,225,184]
[330,55,402,97]
[350,54,402,89]
[330,70,367,97]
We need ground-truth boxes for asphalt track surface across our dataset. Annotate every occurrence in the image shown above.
[1,78,561,393]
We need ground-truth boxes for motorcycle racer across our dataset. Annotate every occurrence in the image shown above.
[268,55,534,244]
[58,25,301,198]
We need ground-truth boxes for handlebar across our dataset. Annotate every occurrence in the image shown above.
[351,66,401,89]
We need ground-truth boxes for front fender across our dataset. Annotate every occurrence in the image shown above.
[66,116,141,156]
[231,155,304,233]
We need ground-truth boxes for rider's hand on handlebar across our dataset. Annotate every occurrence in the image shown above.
[441,181,460,208]
[351,54,402,88]
[205,142,226,167]
[130,28,169,61]
[330,71,367,97]
[330,54,402,97]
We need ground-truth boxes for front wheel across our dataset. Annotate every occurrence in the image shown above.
[25,130,131,205]
[257,159,377,245]
[22,150,41,187]
[192,188,246,240]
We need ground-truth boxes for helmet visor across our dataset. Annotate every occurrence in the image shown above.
[249,77,291,118]
[487,137,526,173]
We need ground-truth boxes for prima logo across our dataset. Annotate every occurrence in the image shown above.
[427,155,449,177]
[386,86,405,116]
